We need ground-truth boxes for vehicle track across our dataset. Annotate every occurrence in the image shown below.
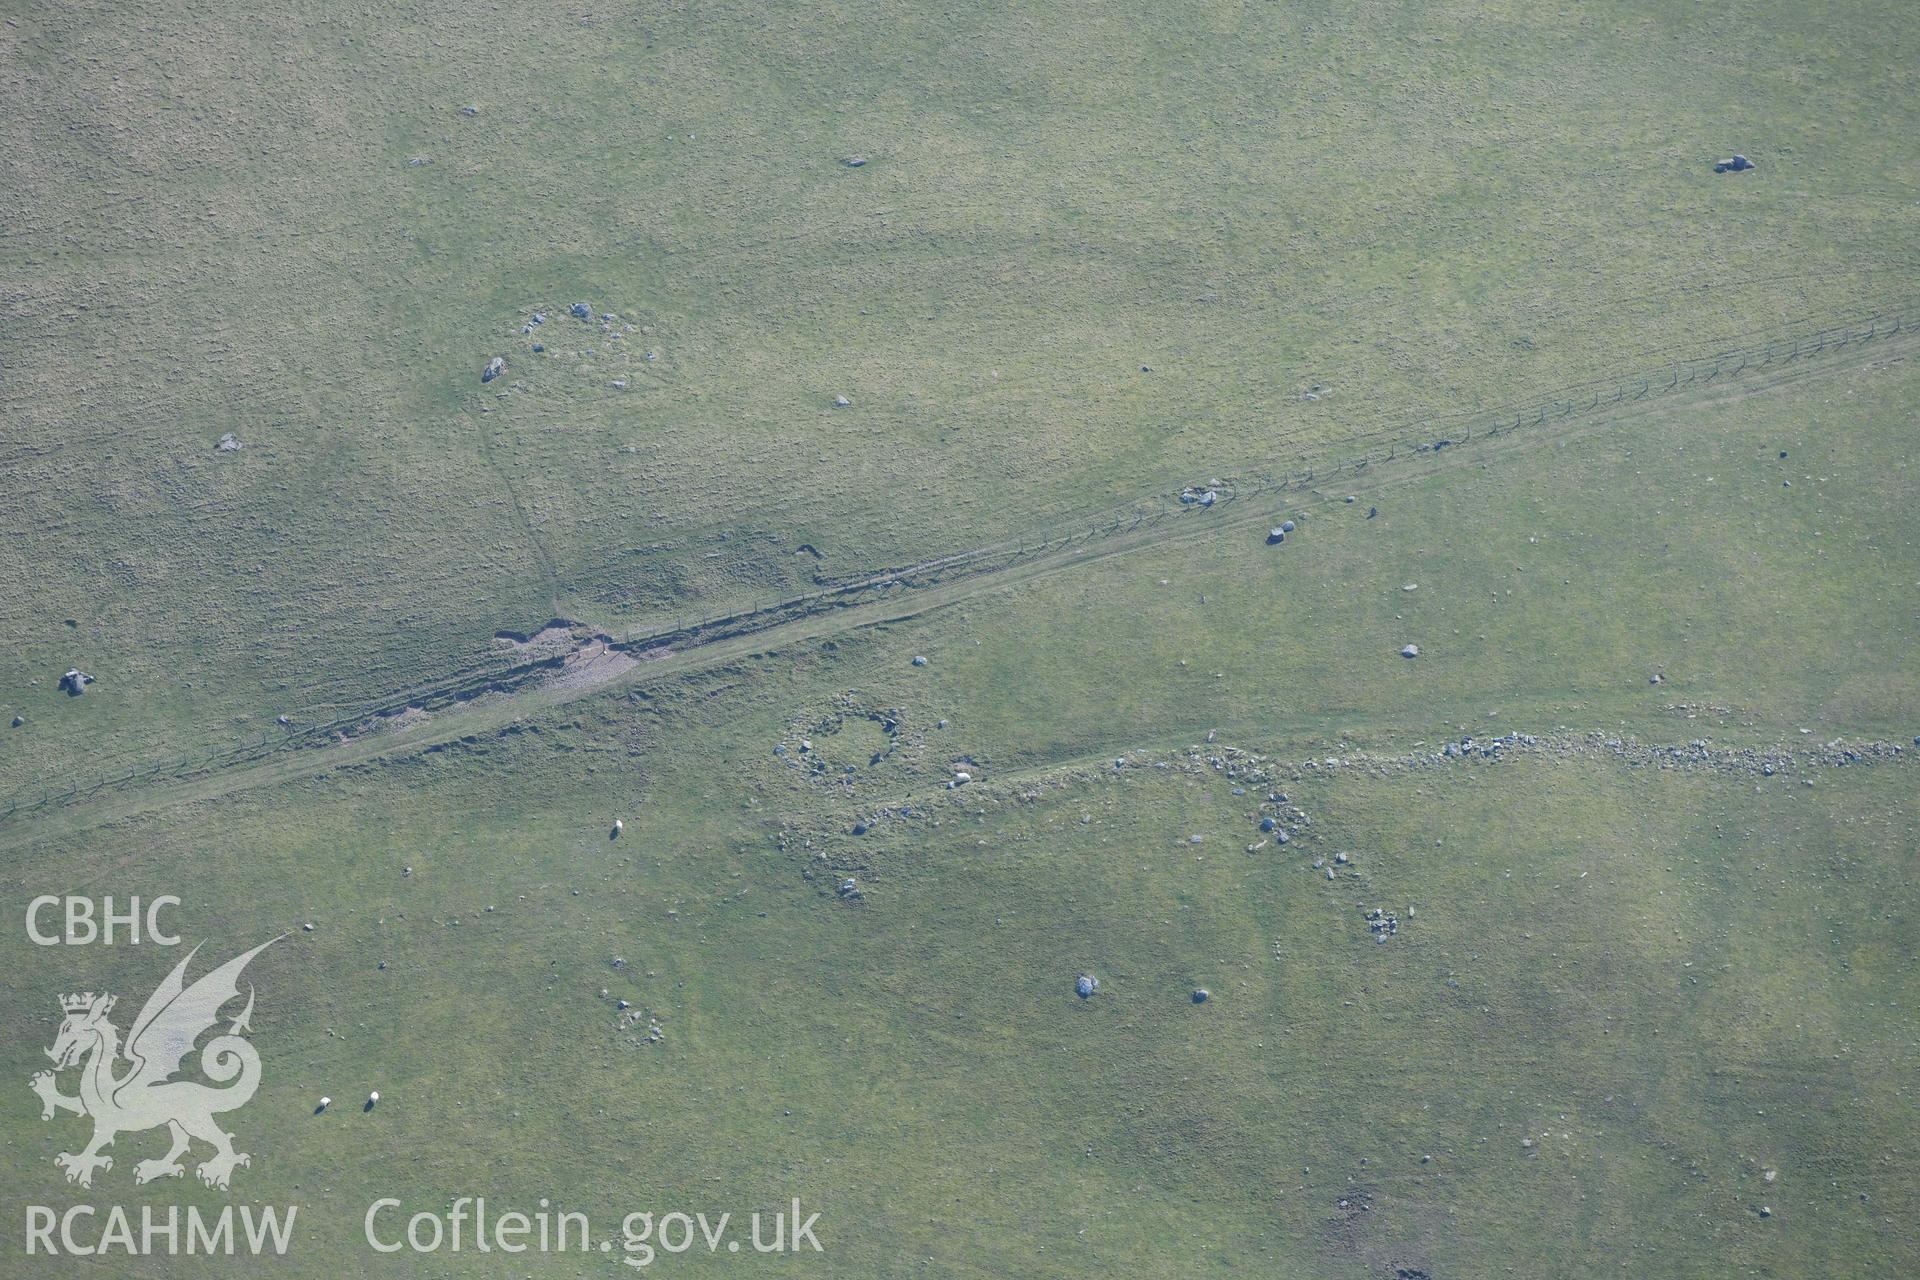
[0,316,1913,855]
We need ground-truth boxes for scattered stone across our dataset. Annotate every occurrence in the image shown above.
[1281,520,1295,533]
[644,349,658,361]
[1650,673,1663,684]
[1364,905,1402,938]
[611,379,627,390]
[1259,816,1277,832]
[1268,528,1287,544]
[1401,644,1420,658]
[912,655,928,666]
[1334,851,1350,865]
[1757,1204,1771,1218]
[10,715,22,727]
[570,302,591,319]
[1344,495,1356,503]
[611,818,623,838]
[1763,1168,1778,1184]
[215,433,244,452]
[1714,154,1755,173]
[460,104,478,116]
[832,395,851,407]
[59,669,92,696]
[844,155,868,167]
[837,877,862,900]
[302,922,314,932]
[1075,973,1098,999]
[1189,833,1204,844]
[1191,988,1210,1004]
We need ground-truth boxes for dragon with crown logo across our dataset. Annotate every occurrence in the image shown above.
[29,938,280,1189]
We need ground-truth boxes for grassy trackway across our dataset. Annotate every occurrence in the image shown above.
[1,326,1911,859]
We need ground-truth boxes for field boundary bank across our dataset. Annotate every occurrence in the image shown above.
[2,302,1913,827]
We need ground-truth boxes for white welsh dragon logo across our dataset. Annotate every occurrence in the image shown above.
[28,939,280,1190]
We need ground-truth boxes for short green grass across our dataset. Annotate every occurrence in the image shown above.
[4,0,1918,802]
[3,356,1916,1274]
[1,700,1912,1276]
[2,1,1917,1274]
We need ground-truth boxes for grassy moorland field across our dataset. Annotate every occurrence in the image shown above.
[2,0,1917,1276]
[1,344,1914,1277]
[3,0,1918,796]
